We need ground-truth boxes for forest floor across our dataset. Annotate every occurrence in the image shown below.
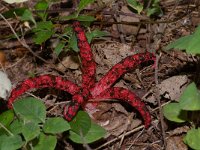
[0,0,200,149]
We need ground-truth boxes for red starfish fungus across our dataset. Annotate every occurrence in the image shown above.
[8,21,155,128]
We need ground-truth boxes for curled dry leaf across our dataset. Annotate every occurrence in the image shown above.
[0,71,12,99]
[144,75,190,105]
[166,136,187,150]
[57,55,80,71]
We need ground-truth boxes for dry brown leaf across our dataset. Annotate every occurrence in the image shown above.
[166,136,187,150]
[57,55,80,71]
[144,75,190,105]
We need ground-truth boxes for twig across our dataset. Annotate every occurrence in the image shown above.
[127,128,145,150]
[0,13,49,64]
[3,55,25,70]
[95,120,157,150]
[154,53,166,148]
[112,4,125,43]
[0,13,65,74]
[118,114,133,148]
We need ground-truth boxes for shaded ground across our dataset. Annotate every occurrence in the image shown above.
[0,0,200,149]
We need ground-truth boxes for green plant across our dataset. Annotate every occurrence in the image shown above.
[0,97,106,150]
[166,25,200,54]
[164,24,200,149]
[2,0,108,55]
[163,83,200,149]
[127,0,163,17]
